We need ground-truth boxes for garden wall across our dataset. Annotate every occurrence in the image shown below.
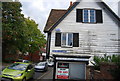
[86,62,117,80]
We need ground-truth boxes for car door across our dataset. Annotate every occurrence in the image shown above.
[26,64,34,79]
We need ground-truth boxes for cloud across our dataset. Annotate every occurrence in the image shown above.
[19,0,119,35]
[19,0,76,34]
[104,0,119,14]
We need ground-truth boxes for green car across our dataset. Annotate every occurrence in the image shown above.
[1,62,34,81]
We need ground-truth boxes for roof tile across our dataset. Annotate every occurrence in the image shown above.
[44,9,67,32]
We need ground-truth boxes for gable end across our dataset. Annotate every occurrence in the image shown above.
[49,2,80,32]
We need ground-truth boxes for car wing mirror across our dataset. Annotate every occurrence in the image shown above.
[25,69,30,72]
[27,69,31,72]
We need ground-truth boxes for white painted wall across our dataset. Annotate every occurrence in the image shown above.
[119,1,120,17]
[49,1,119,57]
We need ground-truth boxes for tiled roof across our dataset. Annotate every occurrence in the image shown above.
[44,9,67,32]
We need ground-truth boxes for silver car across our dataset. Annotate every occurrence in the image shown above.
[34,62,48,72]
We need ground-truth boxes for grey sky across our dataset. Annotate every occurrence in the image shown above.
[19,0,119,34]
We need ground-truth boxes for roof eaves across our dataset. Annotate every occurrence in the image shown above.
[44,9,67,33]
[47,9,67,31]
[43,9,54,33]
[99,2,120,25]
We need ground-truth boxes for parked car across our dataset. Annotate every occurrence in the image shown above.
[34,62,48,72]
[14,59,31,63]
[47,61,54,67]
[1,62,34,81]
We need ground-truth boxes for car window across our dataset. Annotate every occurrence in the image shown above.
[16,60,22,62]
[37,63,45,66]
[27,65,33,70]
[8,63,28,71]
[23,60,29,63]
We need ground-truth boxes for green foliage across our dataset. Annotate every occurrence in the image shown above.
[2,1,46,61]
[92,55,120,70]
[92,55,120,79]
[2,1,25,56]
[23,17,46,53]
[110,55,120,80]
[91,56,101,70]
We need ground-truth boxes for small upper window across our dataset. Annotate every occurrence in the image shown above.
[76,9,103,23]
[83,9,96,23]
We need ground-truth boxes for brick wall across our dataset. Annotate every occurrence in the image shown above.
[86,62,117,80]
[100,62,117,79]
[5,51,44,62]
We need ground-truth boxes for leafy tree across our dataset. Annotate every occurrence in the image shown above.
[92,55,120,80]
[23,17,46,54]
[2,1,46,61]
[2,1,25,61]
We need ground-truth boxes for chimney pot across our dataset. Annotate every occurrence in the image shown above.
[70,1,72,6]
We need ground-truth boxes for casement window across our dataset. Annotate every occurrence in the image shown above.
[83,9,96,23]
[61,33,73,47]
[76,9,103,23]
[55,33,79,47]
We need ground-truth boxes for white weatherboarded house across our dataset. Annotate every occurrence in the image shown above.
[44,0,120,63]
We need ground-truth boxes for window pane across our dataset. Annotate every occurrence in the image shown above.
[68,33,73,46]
[84,19,88,22]
[84,10,88,13]
[83,10,89,22]
[62,33,66,45]
[90,10,95,23]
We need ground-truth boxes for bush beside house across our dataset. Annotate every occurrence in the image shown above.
[87,55,120,80]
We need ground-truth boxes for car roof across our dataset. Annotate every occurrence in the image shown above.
[38,62,47,64]
[14,62,31,65]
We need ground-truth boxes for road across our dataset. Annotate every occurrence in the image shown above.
[30,67,53,81]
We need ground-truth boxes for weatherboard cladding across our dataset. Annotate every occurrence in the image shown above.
[44,1,120,59]
[44,2,120,33]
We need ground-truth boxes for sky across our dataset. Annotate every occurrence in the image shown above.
[19,0,120,35]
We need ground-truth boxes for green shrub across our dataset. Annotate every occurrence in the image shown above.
[92,54,120,79]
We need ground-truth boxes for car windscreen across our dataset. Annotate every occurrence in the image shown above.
[37,63,45,66]
[23,60,29,63]
[16,60,22,62]
[8,63,28,71]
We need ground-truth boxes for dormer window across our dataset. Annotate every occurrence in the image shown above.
[76,9,103,23]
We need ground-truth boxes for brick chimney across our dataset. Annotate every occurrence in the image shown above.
[70,1,73,6]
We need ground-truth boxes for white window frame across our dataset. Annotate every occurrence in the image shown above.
[61,33,73,47]
[83,9,96,23]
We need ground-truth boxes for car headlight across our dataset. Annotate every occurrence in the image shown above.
[14,73,23,77]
